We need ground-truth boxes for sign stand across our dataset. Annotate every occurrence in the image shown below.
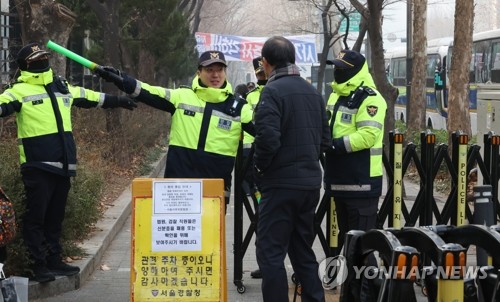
[130,178,226,301]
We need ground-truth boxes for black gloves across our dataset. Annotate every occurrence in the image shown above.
[326,138,347,155]
[117,96,137,110]
[94,66,137,94]
[95,66,122,83]
[10,100,22,112]
[0,101,22,117]
[102,95,137,110]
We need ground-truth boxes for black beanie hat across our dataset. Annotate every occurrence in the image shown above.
[16,43,51,72]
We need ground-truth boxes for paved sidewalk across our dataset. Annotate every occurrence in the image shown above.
[28,153,168,301]
[30,161,478,301]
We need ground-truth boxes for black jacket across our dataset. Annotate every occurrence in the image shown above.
[254,72,331,190]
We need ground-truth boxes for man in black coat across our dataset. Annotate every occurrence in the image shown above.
[253,36,330,302]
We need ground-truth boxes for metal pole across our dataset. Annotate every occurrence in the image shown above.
[473,185,494,266]
[406,0,413,125]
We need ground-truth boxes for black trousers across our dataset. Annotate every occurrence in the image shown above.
[21,167,71,266]
[334,195,379,302]
[256,187,325,302]
[334,196,379,250]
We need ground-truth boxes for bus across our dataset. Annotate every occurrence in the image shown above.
[447,28,500,112]
[386,29,500,135]
[385,37,457,132]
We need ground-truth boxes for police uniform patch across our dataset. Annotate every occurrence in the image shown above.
[367,106,378,117]
[341,112,352,123]
[63,98,70,107]
[184,110,195,117]
[218,118,232,130]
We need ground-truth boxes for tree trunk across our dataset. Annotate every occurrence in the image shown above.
[14,0,76,76]
[407,0,427,137]
[447,0,473,137]
[365,0,398,149]
[86,0,129,165]
[316,0,334,95]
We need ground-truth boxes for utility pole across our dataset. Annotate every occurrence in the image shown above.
[406,0,413,125]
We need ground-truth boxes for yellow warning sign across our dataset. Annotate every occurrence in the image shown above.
[131,178,226,302]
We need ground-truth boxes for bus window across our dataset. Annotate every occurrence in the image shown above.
[393,58,406,86]
[491,40,500,82]
[427,54,439,78]
[474,40,491,83]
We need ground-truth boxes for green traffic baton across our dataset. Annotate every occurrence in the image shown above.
[46,40,123,83]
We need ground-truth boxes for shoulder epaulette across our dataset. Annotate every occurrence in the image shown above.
[53,75,70,94]
[363,86,377,96]
[3,81,19,90]
[247,86,259,94]
[179,85,192,90]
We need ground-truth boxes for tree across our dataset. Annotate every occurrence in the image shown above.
[120,0,198,84]
[14,0,77,76]
[350,0,399,147]
[407,0,426,136]
[83,0,132,164]
[447,0,473,137]
[178,0,205,34]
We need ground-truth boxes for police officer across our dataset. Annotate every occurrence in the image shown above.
[96,50,254,209]
[243,56,267,279]
[324,49,387,248]
[0,42,137,283]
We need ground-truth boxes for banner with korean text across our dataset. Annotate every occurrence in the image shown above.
[195,32,318,64]
[131,178,226,302]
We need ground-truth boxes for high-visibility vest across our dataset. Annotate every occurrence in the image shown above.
[324,63,387,198]
[243,84,264,147]
[0,69,105,176]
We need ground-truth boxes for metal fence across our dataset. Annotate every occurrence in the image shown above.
[232,130,500,296]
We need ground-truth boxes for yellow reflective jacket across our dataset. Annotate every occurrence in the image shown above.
[324,62,387,198]
[242,84,264,147]
[0,69,108,176]
[131,76,254,188]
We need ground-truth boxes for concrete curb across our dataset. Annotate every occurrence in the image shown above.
[28,152,167,300]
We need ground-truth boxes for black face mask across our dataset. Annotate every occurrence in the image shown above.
[26,59,50,73]
[334,64,363,84]
[19,59,50,73]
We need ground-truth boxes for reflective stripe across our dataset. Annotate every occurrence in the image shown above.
[54,92,71,98]
[97,93,106,108]
[131,80,142,97]
[79,87,86,98]
[338,106,358,115]
[165,89,171,101]
[22,93,48,102]
[178,103,204,113]
[42,161,77,170]
[370,147,383,156]
[243,143,252,149]
[331,184,372,191]
[212,110,241,122]
[343,136,352,153]
[326,104,335,111]
[4,92,17,102]
[356,120,383,129]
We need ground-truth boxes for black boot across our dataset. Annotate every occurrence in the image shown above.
[251,269,262,279]
[47,257,80,276]
[31,266,56,283]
